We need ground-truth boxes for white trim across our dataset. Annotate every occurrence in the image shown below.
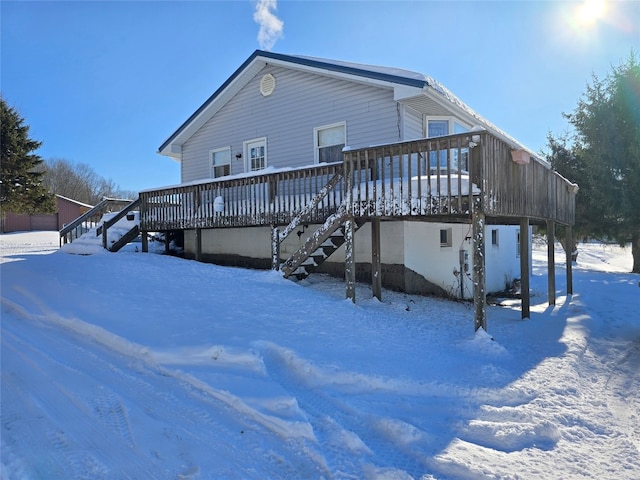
[209,147,231,178]
[424,116,471,137]
[313,121,347,164]
[243,137,268,172]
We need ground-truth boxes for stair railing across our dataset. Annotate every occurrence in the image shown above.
[96,198,140,250]
[59,198,111,246]
[272,169,344,269]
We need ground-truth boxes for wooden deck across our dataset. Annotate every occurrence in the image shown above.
[138,131,577,331]
[139,131,575,232]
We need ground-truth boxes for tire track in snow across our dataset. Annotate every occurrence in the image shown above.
[1,299,325,478]
[259,343,434,479]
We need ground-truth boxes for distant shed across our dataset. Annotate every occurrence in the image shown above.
[0,195,93,233]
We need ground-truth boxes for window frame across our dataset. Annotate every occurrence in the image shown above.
[440,227,452,248]
[243,137,268,172]
[491,228,499,247]
[425,116,471,172]
[313,121,347,164]
[209,147,232,179]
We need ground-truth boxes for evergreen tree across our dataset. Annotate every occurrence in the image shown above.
[548,53,640,273]
[1,98,55,214]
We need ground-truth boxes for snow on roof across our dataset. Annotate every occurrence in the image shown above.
[159,50,545,165]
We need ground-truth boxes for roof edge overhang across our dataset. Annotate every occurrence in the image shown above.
[397,82,550,167]
[158,50,429,159]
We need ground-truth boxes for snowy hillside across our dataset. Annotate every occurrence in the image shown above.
[1,231,638,479]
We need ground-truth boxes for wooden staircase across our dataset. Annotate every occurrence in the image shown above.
[96,198,140,252]
[280,205,362,280]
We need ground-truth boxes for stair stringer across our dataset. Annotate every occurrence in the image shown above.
[108,225,140,252]
[281,205,362,280]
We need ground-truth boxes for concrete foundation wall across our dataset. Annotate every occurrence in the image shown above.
[183,220,524,299]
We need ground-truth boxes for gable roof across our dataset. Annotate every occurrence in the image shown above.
[159,50,540,163]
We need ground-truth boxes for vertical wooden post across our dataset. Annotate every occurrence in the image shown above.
[345,218,356,303]
[165,231,170,254]
[271,225,280,271]
[194,228,202,262]
[472,211,486,331]
[546,220,556,306]
[141,230,148,253]
[344,151,356,303]
[371,218,382,301]
[566,225,573,295]
[520,217,530,319]
[102,225,108,250]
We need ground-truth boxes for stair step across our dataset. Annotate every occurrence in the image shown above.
[291,266,309,277]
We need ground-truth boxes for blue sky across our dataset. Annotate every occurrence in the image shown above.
[2,0,638,193]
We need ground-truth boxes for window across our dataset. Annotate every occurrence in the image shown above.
[491,229,499,247]
[210,148,231,178]
[426,117,470,171]
[244,138,267,172]
[314,122,346,164]
[440,228,452,247]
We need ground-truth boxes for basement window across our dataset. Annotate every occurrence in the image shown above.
[440,228,452,247]
[491,229,499,247]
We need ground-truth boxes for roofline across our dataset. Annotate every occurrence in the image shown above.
[158,50,428,155]
[55,194,94,209]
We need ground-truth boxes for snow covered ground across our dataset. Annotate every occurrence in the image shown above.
[1,231,638,479]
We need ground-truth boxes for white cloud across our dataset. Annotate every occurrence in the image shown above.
[253,0,284,51]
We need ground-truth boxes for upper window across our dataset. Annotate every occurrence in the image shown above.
[210,148,231,178]
[244,137,267,172]
[426,117,470,171]
[314,122,346,164]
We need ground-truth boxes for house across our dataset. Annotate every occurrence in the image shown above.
[1,194,92,233]
[135,50,577,330]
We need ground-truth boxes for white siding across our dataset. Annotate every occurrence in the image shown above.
[181,65,402,183]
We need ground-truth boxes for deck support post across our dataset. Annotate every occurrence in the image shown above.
[472,211,486,331]
[371,218,382,301]
[520,217,530,319]
[546,220,556,306]
[194,228,202,262]
[164,231,170,255]
[271,225,280,270]
[141,230,148,253]
[345,218,356,303]
[566,225,574,295]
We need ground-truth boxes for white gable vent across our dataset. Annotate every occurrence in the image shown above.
[260,73,276,97]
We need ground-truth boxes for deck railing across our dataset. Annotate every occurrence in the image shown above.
[344,132,479,219]
[139,163,344,231]
[139,131,576,232]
